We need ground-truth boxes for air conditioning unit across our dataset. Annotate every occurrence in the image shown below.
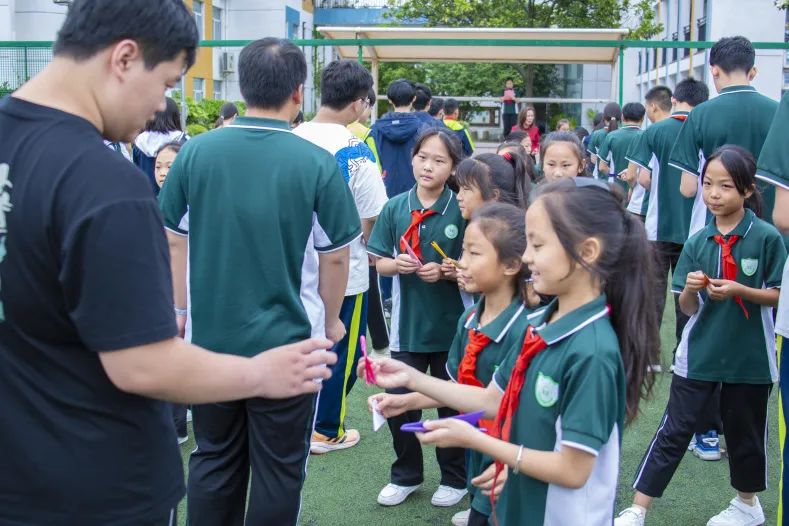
[220,52,235,75]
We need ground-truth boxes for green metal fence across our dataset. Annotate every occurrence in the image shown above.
[0,44,52,96]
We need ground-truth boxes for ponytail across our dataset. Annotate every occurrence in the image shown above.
[602,102,622,133]
[456,153,531,210]
[607,116,619,132]
[500,151,532,209]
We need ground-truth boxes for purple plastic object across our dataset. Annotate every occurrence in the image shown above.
[400,410,486,433]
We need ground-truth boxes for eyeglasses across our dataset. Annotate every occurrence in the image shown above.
[360,97,371,108]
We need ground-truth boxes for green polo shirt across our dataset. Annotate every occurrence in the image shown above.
[598,125,642,197]
[159,117,361,357]
[587,128,607,179]
[756,91,789,338]
[669,85,779,235]
[491,295,625,526]
[626,112,695,244]
[367,185,465,353]
[671,208,786,384]
[445,297,539,516]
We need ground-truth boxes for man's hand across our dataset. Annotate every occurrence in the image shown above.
[395,253,421,275]
[253,338,337,398]
[416,262,442,283]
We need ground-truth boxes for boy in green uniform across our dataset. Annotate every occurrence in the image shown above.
[598,102,645,199]
[670,36,779,237]
[755,90,789,526]
[159,38,361,526]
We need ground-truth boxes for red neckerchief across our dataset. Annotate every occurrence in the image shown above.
[713,234,749,319]
[400,209,436,261]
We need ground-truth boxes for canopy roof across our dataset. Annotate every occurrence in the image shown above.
[316,26,629,64]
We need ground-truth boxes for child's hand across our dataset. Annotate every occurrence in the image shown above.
[357,357,415,390]
[707,279,742,301]
[440,258,458,281]
[684,271,708,293]
[369,393,411,418]
[325,317,346,344]
[416,418,479,449]
[395,253,421,274]
[416,262,442,283]
[472,463,507,499]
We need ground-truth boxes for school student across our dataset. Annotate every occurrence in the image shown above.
[367,128,468,508]
[624,79,709,380]
[348,87,376,141]
[755,90,789,526]
[159,38,360,526]
[364,177,660,526]
[617,146,786,526]
[496,141,538,182]
[213,102,239,129]
[587,102,622,179]
[294,59,388,454]
[428,97,446,122]
[456,153,531,221]
[133,96,186,195]
[444,98,475,158]
[369,203,537,526]
[539,131,587,183]
[413,83,446,130]
[670,36,779,237]
[598,102,645,201]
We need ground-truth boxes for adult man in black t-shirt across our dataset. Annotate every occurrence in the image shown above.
[0,2,337,525]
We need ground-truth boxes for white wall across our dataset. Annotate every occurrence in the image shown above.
[13,0,65,40]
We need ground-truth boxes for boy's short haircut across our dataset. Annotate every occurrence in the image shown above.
[645,86,673,112]
[673,77,710,107]
[444,98,460,116]
[413,83,432,111]
[239,38,306,109]
[320,59,373,111]
[53,0,198,70]
[387,79,416,107]
[428,97,444,117]
[709,36,755,74]
[367,87,377,107]
[622,102,646,122]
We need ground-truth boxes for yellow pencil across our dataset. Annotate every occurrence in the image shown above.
[431,241,465,269]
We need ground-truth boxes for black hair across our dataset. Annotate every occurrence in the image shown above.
[239,38,306,109]
[428,97,444,117]
[443,98,460,117]
[320,59,373,111]
[456,152,531,210]
[710,36,755,74]
[574,126,590,142]
[293,111,305,127]
[673,77,710,107]
[505,77,514,83]
[387,79,416,108]
[622,102,646,123]
[53,0,198,70]
[496,141,529,166]
[471,202,530,304]
[540,131,585,169]
[214,102,239,128]
[412,128,462,191]
[144,97,181,133]
[367,87,377,107]
[413,83,432,111]
[602,102,622,132]
[645,86,673,113]
[555,118,571,131]
[701,145,763,217]
[507,130,529,144]
[534,180,659,423]
[156,141,182,157]
[592,112,604,130]
[517,105,536,129]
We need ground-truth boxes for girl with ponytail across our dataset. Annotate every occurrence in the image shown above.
[363,178,658,526]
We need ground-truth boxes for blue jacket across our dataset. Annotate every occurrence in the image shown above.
[367,112,427,198]
[414,111,447,130]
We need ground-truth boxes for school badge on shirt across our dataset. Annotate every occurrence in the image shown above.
[535,372,559,408]
[444,224,459,239]
[741,258,759,277]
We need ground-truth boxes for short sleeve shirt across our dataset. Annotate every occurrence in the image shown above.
[159,117,361,356]
[669,86,779,235]
[367,185,465,353]
[598,125,642,196]
[672,209,786,383]
[587,128,607,179]
[756,91,789,337]
[0,97,183,524]
[491,295,625,526]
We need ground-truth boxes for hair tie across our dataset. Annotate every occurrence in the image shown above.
[502,151,516,168]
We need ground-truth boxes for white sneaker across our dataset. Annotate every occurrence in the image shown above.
[377,483,420,506]
[451,508,471,526]
[431,485,468,507]
[707,497,765,526]
[615,506,645,526]
[648,364,662,373]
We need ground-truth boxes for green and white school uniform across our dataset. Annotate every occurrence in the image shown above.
[625,112,694,243]
[669,85,778,236]
[587,128,607,179]
[445,298,540,517]
[671,208,786,383]
[367,185,466,352]
[491,295,625,526]
[598,125,643,204]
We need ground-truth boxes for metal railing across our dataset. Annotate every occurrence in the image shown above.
[317,0,407,8]
[0,46,52,95]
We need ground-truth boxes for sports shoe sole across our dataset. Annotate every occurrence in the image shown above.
[692,448,722,461]
[310,436,360,455]
[377,486,420,506]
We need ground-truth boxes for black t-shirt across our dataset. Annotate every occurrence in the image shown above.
[0,97,183,525]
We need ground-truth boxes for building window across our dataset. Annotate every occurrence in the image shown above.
[784,70,789,88]
[213,80,223,99]
[193,0,204,40]
[697,17,707,41]
[672,32,678,63]
[193,77,204,102]
[213,6,222,40]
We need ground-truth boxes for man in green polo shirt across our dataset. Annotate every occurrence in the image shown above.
[755,90,789,526]
[159,38,361,526]
[670,36,778,237]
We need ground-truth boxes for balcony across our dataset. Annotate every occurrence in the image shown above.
[318,0,407,6]
[315,0,421,26]
[697,17,707,42]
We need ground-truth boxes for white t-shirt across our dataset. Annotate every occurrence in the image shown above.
[294,122,388,296]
